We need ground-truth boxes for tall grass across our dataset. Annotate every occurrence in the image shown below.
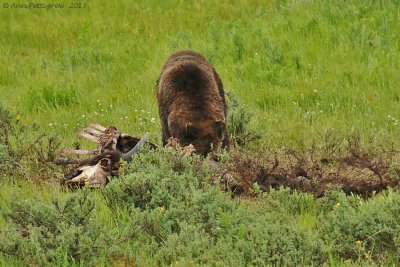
[1,0,398,147]
[0,0,399,265]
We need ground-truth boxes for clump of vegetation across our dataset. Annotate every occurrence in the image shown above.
[0,103,61,179]
[0,190,113,266]
[222,130,400,198]
[103,146,212,210]
[101,148,324,266]
[226,92,261,148]
[3,146,400,265]
[317,189,400,265]
[0,105,13,173]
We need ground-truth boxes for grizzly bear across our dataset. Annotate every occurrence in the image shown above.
[156,50,229,155]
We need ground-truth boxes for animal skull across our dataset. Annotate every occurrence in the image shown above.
[66,158,112,187]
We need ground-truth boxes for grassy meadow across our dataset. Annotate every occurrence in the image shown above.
[1,0,400,266]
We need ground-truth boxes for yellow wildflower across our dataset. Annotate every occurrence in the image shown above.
[158,207,165,213]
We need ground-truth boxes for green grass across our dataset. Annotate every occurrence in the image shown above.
[1,0,400,265]
[1,0,399,147]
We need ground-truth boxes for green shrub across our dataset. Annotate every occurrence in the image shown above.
[102,147,323,266]
[2,144,400,265]
[0,103,61,179]
[318,189,400,264]
[226,92,261,148]
[103,147,211,210]
[0,144,12,174]
[0,190,112,266]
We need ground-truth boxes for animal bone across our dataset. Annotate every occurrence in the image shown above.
[76,130,99,143]
[121,133,149,162]
[60,149,98,156]
[61,133,150,185]
[97,126,120,152]
[89,123,107,132]
[66,158,111,187]
[58,122,156,188]
[83,126,103,136]
[55,157,83,165]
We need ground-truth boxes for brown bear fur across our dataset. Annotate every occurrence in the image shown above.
[156,50,229,155]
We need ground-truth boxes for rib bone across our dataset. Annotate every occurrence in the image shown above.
[76,130,99,143]
[89,123,107,132]
[55,157,83,165]
[83,126,103,136]
[60,149,98,155]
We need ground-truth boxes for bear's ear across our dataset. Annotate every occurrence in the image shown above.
[214,120,226,140]
[185,122,193,133]
[185,122,196,137]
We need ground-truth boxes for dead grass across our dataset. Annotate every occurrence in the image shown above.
[222,138,400,198]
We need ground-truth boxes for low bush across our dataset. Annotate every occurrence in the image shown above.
[318,189,400,264]
[102,147,323,266]
[0,103,61,179]
[226,92,261,148]
[0,190,113,265]
[1,146,400,266]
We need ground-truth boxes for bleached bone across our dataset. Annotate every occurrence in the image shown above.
[66,158,110,187]
[121,133,149,162]
[55,157,83,165]
[89,123,107,132]
[76,130,99,143]
[60,149,98,155]
[60,132,150,167]
[83,126,103,136]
